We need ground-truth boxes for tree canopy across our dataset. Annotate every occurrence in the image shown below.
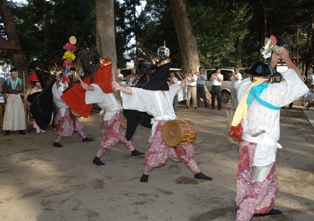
[1,0,313,74]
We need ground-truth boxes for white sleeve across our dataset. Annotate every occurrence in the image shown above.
[85,84,105,104]
[262,69,309,107]
[122,88,151,112]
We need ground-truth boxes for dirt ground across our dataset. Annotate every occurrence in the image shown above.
[1,99,314,221]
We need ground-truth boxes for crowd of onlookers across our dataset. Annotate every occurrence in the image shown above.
[1,67,314,136]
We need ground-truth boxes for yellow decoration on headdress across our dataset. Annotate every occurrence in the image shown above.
[62,51,76,61]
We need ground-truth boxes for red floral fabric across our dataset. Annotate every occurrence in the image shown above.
[54,107,85,143]
[235,141,278,221]
[96,113,134,158]
[144,121,200,174]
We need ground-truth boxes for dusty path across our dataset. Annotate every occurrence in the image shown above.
[0,101,313,221]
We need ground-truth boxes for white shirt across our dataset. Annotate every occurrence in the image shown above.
[85,84,122,121]
[187,75,197,86]
[311,74,314,85]
[304,90,314,101]
[238,69,308,166]
[170,77,178,85]
[122,84,181,135]
[52,82,68,117]
[212,73,223,86]
[127,76,136,87]
[117,74,123,84]
[231,73,242,88]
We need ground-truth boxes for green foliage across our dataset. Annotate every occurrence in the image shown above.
[1,0,314,73]
[7,0,96,69]
[136,0,181,67]
[187,0,253,68]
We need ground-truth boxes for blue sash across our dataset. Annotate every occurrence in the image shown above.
[7,78,22,90]
[247,82,280,110]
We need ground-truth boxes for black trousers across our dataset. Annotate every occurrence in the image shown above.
[197,85,209,107]
[211,85,221,109]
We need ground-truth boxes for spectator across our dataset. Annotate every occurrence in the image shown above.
[117,68,123,84]
[126,68,138,87]
[210,67,223,110]
[185,69,197,109]
[1,68,26,135]
[301,72,306,82]
[167,72,179,111]
[302,85,314,110]
[51,74,94,147]
[229,67,242,110]
[196,67,209,108]
[311,73,314,86]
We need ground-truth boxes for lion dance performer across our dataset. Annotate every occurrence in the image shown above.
[52,73,94,147]
[230,45,308,220]
[28,71,45,133]
[75,49,144,166]
[113,45,213,182]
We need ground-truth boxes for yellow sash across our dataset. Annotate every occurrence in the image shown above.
[231,77,268,126]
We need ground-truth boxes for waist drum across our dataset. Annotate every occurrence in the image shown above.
[162,120,196,147]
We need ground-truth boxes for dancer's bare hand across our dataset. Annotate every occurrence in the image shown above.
[112,81,120,91]
[278,47,289,60]
[80,83,88,90]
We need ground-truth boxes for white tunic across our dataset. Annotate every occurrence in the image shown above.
[122,84,181,134]
[238,69,308,166]
[84,84,121,121]
[52,82,68,117]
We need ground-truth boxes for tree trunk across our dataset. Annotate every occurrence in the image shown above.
[95,0,118,81]
[0,0,28,80]
[95,0,121,102]
[170,0,200,73]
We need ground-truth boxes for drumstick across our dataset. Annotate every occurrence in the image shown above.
[75,72,83,83]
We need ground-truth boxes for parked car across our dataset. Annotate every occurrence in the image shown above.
[204,67,234,103]
[169,68,187,102]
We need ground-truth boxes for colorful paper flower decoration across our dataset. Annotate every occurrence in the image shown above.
[62,41,77,76]
[260,35,279,59]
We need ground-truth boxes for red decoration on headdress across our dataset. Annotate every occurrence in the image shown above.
[270,35,277,45]
[63,42,77,52]
[61,76,71,83]
[98,57,112,68]
[29,71,39,82]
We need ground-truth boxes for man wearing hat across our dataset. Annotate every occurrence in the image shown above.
[112,45,213,183]
[1,68,26,135]
[232,47,308,220]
